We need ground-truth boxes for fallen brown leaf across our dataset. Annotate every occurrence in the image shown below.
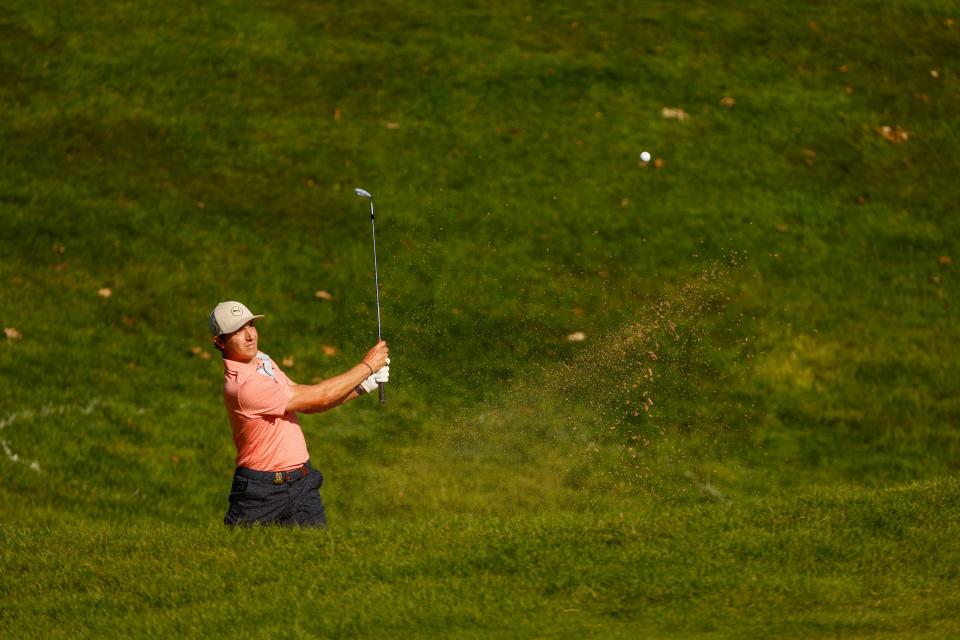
[282,356,295,367]
[98,288,112,298]
[322,345,338,356]
[661,107,689,121]
[567,331,586,342]
[315,290,334,301]
[719,96,736,107]
[187,346,211,360]
[939,256,952,266]
[878,125,908,143]
[4,327,22,340]
[653,158,665,169]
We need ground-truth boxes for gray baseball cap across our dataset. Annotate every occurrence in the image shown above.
[209,301,264,336]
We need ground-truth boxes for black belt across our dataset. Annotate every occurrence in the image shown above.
[236,460,311,484]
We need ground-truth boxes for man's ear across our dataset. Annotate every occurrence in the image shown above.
[212,335,224,350]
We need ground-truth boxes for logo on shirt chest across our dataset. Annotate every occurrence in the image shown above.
[255,353,276,380]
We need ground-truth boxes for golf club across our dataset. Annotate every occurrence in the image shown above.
[354,188,386,404]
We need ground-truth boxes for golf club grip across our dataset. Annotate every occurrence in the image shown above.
[378,382,386,404]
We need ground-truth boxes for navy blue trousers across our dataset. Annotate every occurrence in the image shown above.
[224,462,327,528]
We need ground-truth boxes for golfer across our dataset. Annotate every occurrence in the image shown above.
[210,300,389,527]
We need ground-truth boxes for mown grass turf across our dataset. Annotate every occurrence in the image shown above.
[1,0,959,636]
[3,478,959,639]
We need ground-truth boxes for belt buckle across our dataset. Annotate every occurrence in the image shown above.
[274,471,284,484]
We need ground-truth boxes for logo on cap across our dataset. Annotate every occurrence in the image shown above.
[231,306,242,316]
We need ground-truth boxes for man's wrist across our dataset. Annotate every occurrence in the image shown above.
[360,361,374,375]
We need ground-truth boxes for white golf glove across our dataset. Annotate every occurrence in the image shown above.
[360,358,390,394]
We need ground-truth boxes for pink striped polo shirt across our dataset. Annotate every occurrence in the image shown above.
[222,352,309,472]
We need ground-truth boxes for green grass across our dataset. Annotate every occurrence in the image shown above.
[4,478,959,639]
[1,0,959,636]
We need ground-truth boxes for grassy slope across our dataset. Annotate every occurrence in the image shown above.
[1,0,958,636]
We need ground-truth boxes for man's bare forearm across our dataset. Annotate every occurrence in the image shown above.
[286,363,372,413]
[302,389,362,414]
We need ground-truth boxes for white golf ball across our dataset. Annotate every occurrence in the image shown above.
[640,151,651,162]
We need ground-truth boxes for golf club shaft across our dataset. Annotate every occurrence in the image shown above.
[368,199,386,404]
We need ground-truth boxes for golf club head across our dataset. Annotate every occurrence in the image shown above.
[354,188,372,199]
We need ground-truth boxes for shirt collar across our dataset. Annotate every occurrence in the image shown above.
[223,356,259,373]
[224,352,276,378]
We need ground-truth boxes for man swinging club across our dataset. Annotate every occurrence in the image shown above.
[210,300,389,527]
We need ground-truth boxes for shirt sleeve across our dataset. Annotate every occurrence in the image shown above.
[236,376,288,418]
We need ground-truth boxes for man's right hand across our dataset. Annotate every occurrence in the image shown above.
[362,340,389,373]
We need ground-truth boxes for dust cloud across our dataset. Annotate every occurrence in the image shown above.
[445,255,758,503]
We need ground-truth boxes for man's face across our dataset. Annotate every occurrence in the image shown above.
[217,320,259,363]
